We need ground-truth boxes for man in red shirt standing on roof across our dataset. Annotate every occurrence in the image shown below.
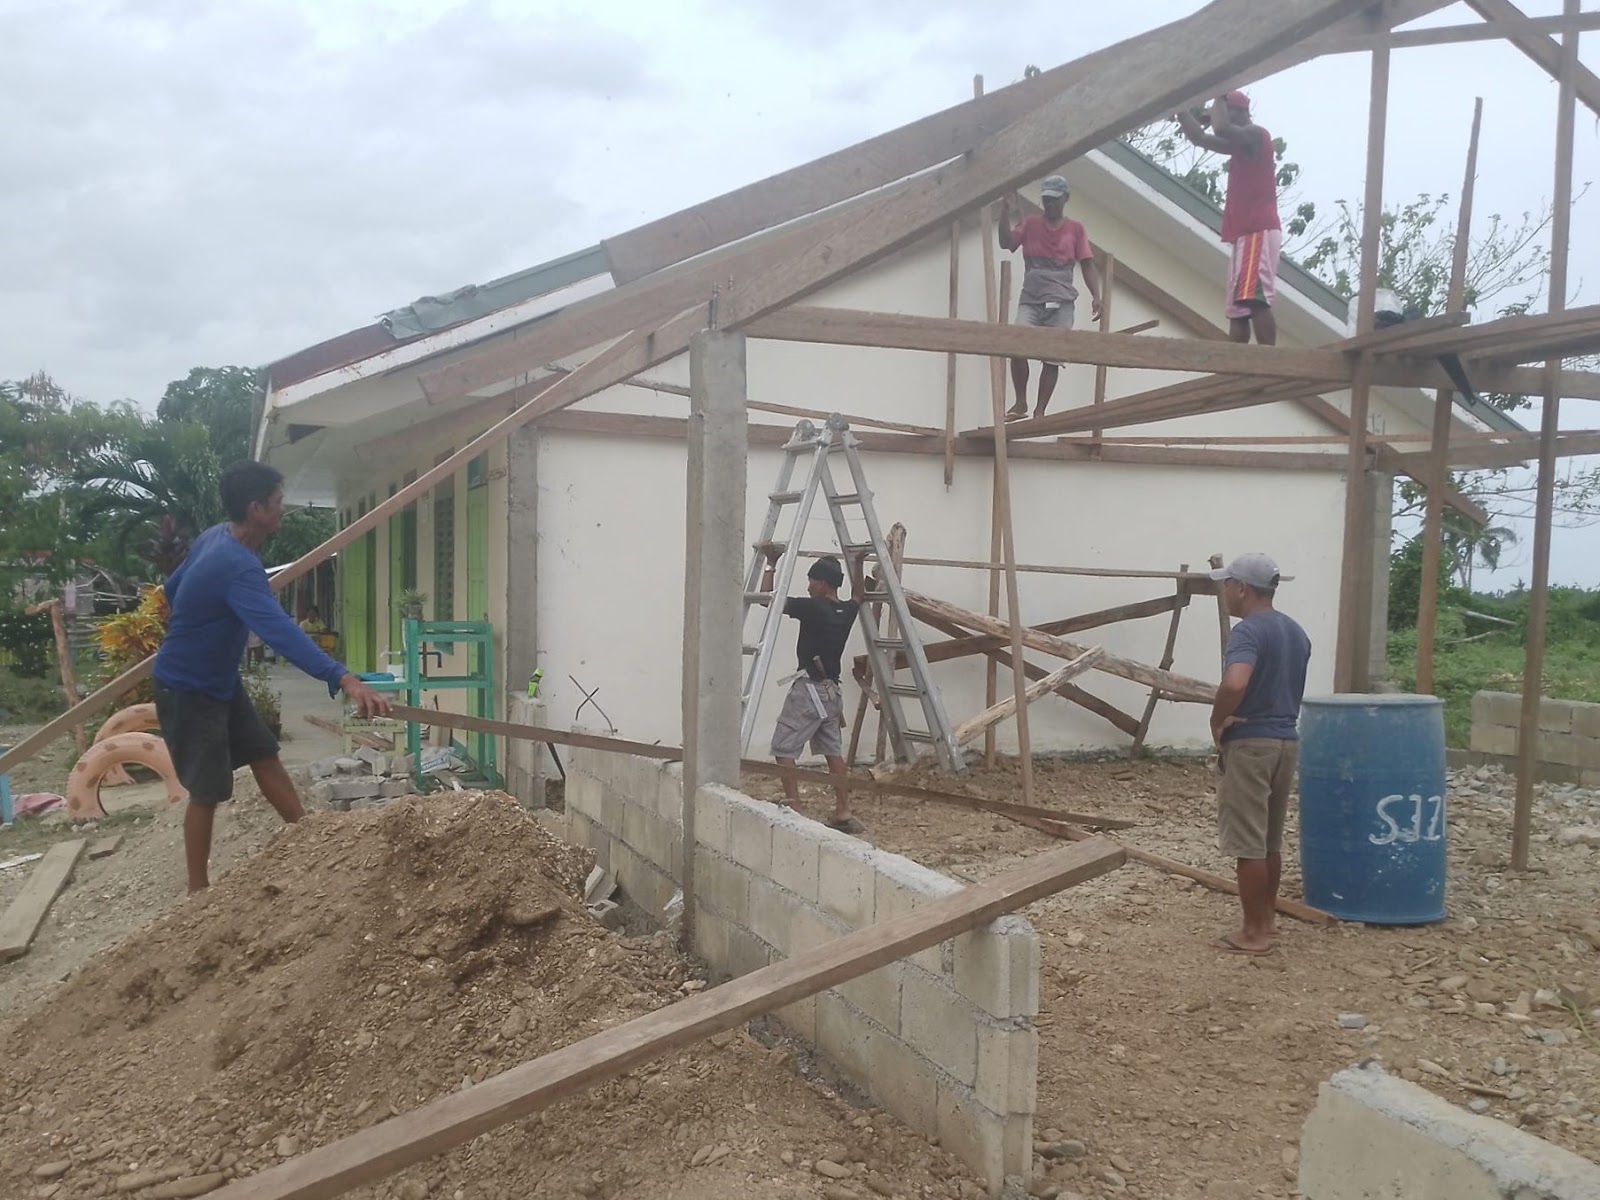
[1176,91,1281,346]
[997,175,1103,420]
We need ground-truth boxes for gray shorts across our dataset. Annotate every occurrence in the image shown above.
[771,678,844,759]
[153,680,280,806]
[1015,302,1074,364]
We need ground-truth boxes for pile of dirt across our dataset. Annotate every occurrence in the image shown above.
[0,792,980,1200]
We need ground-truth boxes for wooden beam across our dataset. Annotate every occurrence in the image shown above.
[536,409,1355,474]
[748,306,1355,383]
[1514,1,1579,873]
[986,256,1036,799]
[1322,10,1600,52]
[0,659,153,779]
[905,593,1185,670]
[952,647,1105,747]
[1334,29,1391,693]
[1131,568,1189,758]
[873,524,909,765]
[910,610,1145,738]
[979,115,1004,772]
[0,839,87,962]
[353,376,560,460]
[1092,254,1116,428]
[943,220,961,488]
[1463,0,1600,119]
[596,1,1441,287]
[904,590,1216,702]
[397,705,1136,831]
[25,598,84,754]
[1047,821,1336,926]
[1209,553,1232,669]
[1391,430,1600,472]
[208,837,1126,1200]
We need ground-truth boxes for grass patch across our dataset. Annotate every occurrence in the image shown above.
[0,807,152,857]
[1388,621,1600,747]
[0,668,69,724]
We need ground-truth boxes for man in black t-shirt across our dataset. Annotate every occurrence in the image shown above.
[760,551,865,833]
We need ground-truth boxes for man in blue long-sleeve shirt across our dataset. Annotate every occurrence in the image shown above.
[153,461,390,893]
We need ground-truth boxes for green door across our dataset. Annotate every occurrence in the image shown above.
[341,503,371,673]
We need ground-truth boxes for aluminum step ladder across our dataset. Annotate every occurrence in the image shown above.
[739,415,965,772]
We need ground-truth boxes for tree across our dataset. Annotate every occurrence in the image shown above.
[157,366,262,467]
[73,420,226,561]
[0,373,142,592]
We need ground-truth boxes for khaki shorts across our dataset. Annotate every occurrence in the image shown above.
[1216,737,1299,859]
[771,678,844,759]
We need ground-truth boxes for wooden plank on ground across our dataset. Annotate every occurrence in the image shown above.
[206,837,1124,1200]
[87,835,124,860]
[0,839,88,962]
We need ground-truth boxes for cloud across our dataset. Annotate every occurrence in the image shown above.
[0,0,661,407]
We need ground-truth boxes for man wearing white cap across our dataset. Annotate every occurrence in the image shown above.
[997,176,1103,420]
[1175,91,1282,345]
[1207,552,1310,955]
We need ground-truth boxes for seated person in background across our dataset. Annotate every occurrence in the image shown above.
[298,605,327,634]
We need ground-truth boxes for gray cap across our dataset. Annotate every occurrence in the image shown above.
[1209,552,1291,590]
[1040,175,1069,198]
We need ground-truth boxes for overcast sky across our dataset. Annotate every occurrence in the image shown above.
[4,0,1598,584]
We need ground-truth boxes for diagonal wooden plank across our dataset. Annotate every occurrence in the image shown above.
[1463,0,1600,118]
[601,3,1456,284]
[0,839,88,962]
[208,836,1125,1200]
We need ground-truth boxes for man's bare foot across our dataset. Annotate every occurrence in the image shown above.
[1032,407,1049,420]
[826,815,867,835]
[1212,931,1274,956]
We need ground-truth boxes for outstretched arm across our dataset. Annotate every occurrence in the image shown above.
[227,569,391,716]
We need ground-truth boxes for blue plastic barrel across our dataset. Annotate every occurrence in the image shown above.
[1297,694,1447,924]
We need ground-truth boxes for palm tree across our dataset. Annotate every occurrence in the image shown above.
[73,421,225,576]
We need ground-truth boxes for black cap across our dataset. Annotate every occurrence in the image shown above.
[807,557,844,587]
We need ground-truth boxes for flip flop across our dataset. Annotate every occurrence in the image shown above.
[1211,934,1275,957]
[826,816,867,835]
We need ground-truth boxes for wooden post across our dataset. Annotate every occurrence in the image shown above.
[1092,253,1116,444]
[943,222,962,488]
[1131,565,1188,757]
[1334,28,1390,692]
[26,599,85,754]
[1209,553,1231,666]
[873,524,908,765]
[987,258,1036,801]
[1513,1,1579,872]
[1415,98,1483,695]
[975,75,1004,770]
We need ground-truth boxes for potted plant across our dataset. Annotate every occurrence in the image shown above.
[242,666,283,739]
[396,588,428,621]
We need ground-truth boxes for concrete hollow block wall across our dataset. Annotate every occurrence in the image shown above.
[1299,1065,1600,1199]
[1470,691,1600,786]
[562,745,1040,1196]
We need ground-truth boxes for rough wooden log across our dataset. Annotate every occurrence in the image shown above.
[953,648,1105,746]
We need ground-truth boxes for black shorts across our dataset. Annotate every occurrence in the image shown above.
[153,681,280,806]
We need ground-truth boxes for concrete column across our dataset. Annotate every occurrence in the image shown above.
[505,423,540,695]
[682,330,749,948]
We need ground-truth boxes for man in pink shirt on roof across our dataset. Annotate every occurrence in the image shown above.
[1176,90,1282,346]
[997,175,1103,420]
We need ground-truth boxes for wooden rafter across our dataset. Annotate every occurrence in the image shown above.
[1463,0,1600,119]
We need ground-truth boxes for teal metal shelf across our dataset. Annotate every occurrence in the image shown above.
[394,618,500,790]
